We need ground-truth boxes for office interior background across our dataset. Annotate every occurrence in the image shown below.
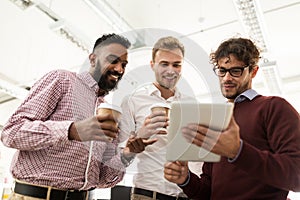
[0,0,300,199]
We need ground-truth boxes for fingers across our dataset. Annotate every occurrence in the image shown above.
[145,116,152,125]
[181,124,202,145]
[147,110,169,123]
[126,137,158,153]
[145,116,168,126]
[181,124,220,149]
[164,161,188,174]
[145,114,169,133]
[175,160,188,167]
[93,115,119,141]
[143,138,158,146]
[138,112,169,138]
[96,113,118,122]
[127,137,145,153]
[94,134,114,142]
[149,110,168,118]
[164,162,181,177]
[164,161,189,184]
[130,137,144,147]
[74,116,120,142]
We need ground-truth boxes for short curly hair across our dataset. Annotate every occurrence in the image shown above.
[210,37,260,71]
[92,33,131,52]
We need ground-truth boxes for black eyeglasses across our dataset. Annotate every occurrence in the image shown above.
[213,66,249,77]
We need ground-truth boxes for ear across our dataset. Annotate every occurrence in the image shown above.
[150,60,155,71]
[89,53,96,66]
[251,65,259,78]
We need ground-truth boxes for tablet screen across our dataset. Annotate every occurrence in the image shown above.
[166,101,234,162]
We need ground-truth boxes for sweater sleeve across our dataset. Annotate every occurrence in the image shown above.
[233,97,300,191]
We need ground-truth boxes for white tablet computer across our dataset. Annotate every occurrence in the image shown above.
[166,101,234,162]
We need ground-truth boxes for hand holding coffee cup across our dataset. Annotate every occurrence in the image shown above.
[150,103,171,134]
[96,103,122,142]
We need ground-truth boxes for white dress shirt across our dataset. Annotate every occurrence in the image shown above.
[119,82,202,196]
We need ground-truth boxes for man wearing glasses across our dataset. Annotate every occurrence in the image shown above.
[164,37,300,199]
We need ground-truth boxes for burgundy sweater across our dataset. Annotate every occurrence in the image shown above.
[181,95,300,200]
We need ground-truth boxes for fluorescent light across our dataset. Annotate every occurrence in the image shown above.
[82,0,132,32]
[233,0,282,94]
[49,20,91,53]
[8,0,34,10]
[260,60,282,95]
[82,0,145,48]
[233,0,270,52]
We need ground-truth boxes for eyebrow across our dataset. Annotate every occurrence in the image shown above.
[159,61,182,64]
[217,65,246,68]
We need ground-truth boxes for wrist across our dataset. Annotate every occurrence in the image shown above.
[228,139,243,163]
[178,170,190,187]
[122,147,136,158]
[68,123,81,141]
[121,149,135,167]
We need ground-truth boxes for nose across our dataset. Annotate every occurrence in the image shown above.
[166,64,176,74]
[114,63,124,74]
[222,71,233,80]
[166,69,175,75]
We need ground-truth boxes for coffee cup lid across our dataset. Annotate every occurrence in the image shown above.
[150,103,171,110]
[97,103,122,114]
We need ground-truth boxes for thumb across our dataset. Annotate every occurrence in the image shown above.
[226,115,237,129]
[143,138,158,146]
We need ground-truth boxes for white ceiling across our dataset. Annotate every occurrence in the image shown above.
[1,0,300,128]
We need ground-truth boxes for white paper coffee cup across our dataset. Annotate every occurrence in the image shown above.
[96,103,122,141]
[150,103,171,132]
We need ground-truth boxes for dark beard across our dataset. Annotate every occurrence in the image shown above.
[223,93,238,100]
[98,70,123,92]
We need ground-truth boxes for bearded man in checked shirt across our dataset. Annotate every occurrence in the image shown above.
[1,33,144,200]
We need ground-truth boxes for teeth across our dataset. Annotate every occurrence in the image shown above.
[111,75,118,79]
[165,76,176,80]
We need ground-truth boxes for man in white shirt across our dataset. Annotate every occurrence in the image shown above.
[120,36,201,200]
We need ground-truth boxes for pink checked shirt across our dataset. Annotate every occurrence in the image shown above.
[1,70,125,190]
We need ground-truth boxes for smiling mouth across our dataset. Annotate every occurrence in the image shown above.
[223,84,235,89]
[106,70,122,82]
[164,76,176,80]
[109,74,120,82]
